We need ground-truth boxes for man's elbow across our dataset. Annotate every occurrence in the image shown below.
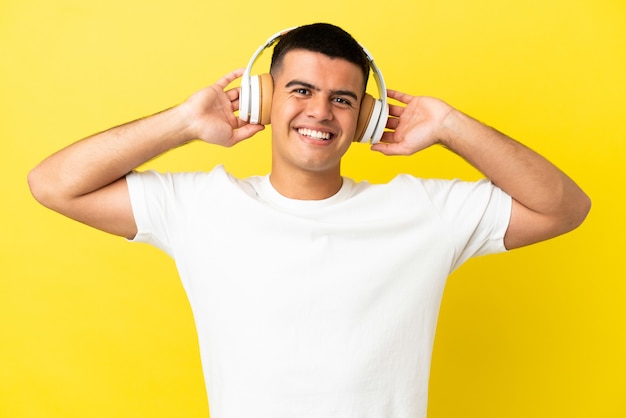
[28,166,47,205]
[27,165,61,210]
[562,191,592,234]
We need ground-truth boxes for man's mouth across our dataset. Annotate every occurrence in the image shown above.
[297,128,332,141]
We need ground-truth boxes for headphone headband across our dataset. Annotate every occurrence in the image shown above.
[241,27,296,85]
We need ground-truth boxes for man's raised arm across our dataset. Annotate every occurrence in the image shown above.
[28,69,264,239]
[373,90,591,250]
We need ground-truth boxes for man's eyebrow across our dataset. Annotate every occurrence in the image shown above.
[285,80,317,90]
[285,80,359,101]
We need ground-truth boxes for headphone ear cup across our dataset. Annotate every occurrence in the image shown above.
[258,73,273,125]
[248,74,273,125]
[370,101,389,144]
[249,75,261,124]
[239,74,251,122]
[354,94,375,142]
[356,96,385,144]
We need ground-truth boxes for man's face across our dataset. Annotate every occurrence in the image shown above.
[269,49,365,178]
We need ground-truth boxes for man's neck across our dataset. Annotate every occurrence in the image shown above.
[269,169,343,200]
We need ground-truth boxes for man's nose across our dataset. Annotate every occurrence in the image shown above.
[305,95,333,121]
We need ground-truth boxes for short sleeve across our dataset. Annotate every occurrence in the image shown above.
[125,170,176,256]
[414,177,512,269]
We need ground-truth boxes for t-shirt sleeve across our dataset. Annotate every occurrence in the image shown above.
[418,177,512,269]
[125,170,177,256]
[126,166,234,258]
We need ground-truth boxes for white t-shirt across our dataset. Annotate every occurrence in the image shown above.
[127,165,511,418]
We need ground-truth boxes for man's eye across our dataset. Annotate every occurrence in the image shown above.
[294,88,309,95]
[333,97,352,106]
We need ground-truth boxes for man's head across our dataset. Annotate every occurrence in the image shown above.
[270,23,370,92]
[263,23,386,196]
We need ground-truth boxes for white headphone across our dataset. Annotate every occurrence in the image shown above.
[239,27,389,144]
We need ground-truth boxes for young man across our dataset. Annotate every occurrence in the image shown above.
[28,23,590,418]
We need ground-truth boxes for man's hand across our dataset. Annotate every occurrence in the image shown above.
[180,69,265,147]
[371,90,454,156]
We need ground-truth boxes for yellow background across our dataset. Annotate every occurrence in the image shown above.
[2,0,624,417]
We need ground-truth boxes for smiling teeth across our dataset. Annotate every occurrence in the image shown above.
[298,128,331,140]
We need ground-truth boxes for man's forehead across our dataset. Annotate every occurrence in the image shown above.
[275,49,366,90]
